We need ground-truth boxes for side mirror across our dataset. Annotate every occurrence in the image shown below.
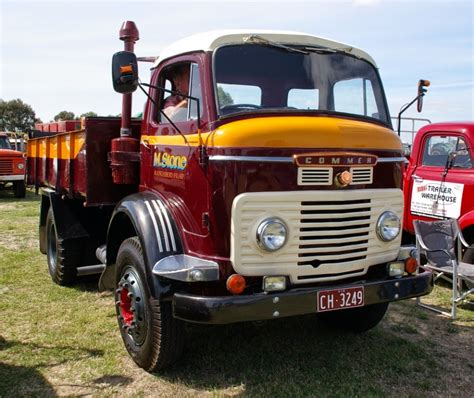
[112,51,138,93]
[417,79,430,112]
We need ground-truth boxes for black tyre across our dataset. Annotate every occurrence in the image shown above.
[13,180,26,198]
[45,208,79,285]
[319,302,389,333]
[115,237,184,371]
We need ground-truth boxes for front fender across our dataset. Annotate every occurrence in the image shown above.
[458,210,474,232]
[102,191,183,297]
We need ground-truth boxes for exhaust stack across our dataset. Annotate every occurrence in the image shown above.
[119,21,139,137]
[110,21,140,185]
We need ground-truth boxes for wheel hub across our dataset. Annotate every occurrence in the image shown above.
[116,268,147,345]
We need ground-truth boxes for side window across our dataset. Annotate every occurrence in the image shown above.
[453,137,472,168]
[422,135,472,168]
[333,78,378,119]
[288,89,319,110]
[159,62,202,123]
[189,63,203,120]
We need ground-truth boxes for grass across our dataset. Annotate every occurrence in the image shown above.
[0,189,473,397]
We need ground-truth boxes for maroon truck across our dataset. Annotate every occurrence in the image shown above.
[0,132,26,198]
[26,21,433,371]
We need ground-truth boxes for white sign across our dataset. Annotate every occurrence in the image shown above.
[411,179,464,219]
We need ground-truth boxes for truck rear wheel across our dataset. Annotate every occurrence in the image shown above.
[46,208,79,285]
[115,237,184,371]
[319,302,389,333]
[13,180,26,198]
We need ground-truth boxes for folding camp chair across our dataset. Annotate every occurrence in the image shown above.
[413,219,474,319]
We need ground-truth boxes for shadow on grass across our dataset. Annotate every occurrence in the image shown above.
[0,335,104,396]
[156,313,453,397]
[0,362,57,397]
[72,274,102,292]
[0,188,39,202]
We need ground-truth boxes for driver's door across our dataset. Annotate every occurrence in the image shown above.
[407,133,474,229]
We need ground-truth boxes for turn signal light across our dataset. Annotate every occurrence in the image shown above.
[120,64,133,74]
[405,257,418,274]
[226,274,246,295]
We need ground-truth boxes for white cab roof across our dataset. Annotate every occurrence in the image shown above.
[153,30,377,68]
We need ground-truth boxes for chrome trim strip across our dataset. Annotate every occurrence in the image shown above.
[0,175,24,181]
[209,155,293,163]
[156,200,176,251]
[153,254,219,282]
[156,200,177,251]
[152,200,170,252]
[377,157,407,163]
[209,155,406,163]
[144,201,163,252]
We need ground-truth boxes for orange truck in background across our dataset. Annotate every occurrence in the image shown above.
[0,132,26,198]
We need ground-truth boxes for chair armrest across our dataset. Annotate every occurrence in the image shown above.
[423,248,455,260]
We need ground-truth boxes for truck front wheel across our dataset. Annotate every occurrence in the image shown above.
[115,237,184,371]
[13,180,26,198]
[319,302,389,333]
[45,209,79,285]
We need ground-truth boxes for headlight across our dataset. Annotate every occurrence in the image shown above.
[256,218,288,251]
[376,211,401,241]
[17,163,25,170]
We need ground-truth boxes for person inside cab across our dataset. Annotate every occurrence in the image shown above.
[162,64,190,122]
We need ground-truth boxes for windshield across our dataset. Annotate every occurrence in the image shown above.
[214,44,390,124]
[0,137,12,150]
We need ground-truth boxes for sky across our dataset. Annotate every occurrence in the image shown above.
[1,0,473,143]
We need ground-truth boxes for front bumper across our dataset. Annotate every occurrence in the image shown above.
[173,268,433,324]
[0,174,24,181]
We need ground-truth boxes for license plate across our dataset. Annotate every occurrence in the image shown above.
[317,286,365,312]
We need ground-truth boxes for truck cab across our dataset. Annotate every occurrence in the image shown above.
[0,132,26,198]
[27,24,433,372]
[403,122,474,246]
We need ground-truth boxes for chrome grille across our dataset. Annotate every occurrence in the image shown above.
[231,189,403,284]
[297,167,332,185]
[350,167,373,184]
[297,199,370,269]
[0,159,13,175]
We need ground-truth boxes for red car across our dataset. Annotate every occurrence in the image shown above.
[403,121,474,259]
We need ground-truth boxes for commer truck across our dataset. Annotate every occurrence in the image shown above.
[26,21,433,371]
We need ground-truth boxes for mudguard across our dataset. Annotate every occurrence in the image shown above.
[39,190,89,253]
[102,191,183,298]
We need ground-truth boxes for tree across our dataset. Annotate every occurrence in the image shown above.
[0,98,38,131]
[217,86,234,106]
[54,111,76,121]
[80,111,98,118]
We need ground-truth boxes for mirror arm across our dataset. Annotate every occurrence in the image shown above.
[396,93,423,136]
[140,83,207,166]
[137,83,189,145]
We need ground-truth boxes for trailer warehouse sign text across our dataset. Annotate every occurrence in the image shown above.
[410,179,464,219]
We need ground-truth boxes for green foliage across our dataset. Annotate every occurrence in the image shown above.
[217,86,234,106]
[80,111,98,118]
[0,99,39,131]
[53,111,76,121]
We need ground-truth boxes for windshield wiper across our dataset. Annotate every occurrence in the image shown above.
[243,35,309,55]
[243,35,357,57]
